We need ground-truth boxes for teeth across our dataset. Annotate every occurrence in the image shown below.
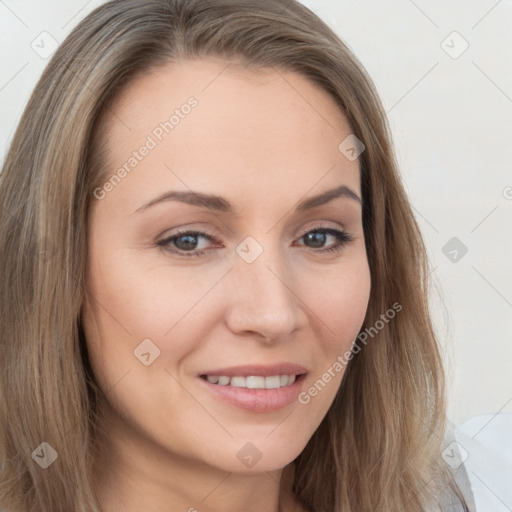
[264,376,280,389]
[204,374,297,389]
[246,376,264,388]
[230,376,246,387]
[217,376,230,386]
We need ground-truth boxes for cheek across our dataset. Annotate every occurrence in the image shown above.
[81,245,237,407]
[294,256,371,405]
[83,245,220,343]
[303,257,371,352]
[81,252,209,431]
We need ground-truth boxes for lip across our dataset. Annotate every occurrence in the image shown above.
[198,363,307,413]
[200,363,307,378]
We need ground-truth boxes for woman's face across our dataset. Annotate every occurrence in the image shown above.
[82,58,371,475]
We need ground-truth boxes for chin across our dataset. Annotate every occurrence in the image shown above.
[193,433,311,474]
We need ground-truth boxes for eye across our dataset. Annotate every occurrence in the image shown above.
[157,229,221,257]
[296,226,353,254]
[157,226,354,258]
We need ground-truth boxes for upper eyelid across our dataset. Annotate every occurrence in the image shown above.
[161,219,348,238]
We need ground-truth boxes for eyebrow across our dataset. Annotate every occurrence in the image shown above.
[133,184,362,215]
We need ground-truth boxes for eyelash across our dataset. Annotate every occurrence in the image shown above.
[157,226,354,258]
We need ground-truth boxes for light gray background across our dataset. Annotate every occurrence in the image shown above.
[1,0,511,429]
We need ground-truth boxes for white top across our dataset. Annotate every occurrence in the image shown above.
[452,412,512,511]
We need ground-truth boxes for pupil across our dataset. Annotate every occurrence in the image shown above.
[306,232,325,248]
[176,234,197,250]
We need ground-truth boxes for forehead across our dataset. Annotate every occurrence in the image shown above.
[95,58,361,213]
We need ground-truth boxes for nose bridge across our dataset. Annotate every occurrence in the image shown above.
[225,235,303,338]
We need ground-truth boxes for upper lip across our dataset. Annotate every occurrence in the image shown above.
[199,363,307,378]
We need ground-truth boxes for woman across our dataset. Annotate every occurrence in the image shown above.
[0,0,472,510]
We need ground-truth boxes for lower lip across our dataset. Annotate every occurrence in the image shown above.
[198,375,305,412]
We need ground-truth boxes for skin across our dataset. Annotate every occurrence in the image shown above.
[82,58,371,512]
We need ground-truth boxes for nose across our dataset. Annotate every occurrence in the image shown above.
[223,245,307,343]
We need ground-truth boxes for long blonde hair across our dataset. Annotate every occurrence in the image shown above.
[0,1,467,510]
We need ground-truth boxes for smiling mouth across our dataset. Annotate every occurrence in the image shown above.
[199,374,302,389]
